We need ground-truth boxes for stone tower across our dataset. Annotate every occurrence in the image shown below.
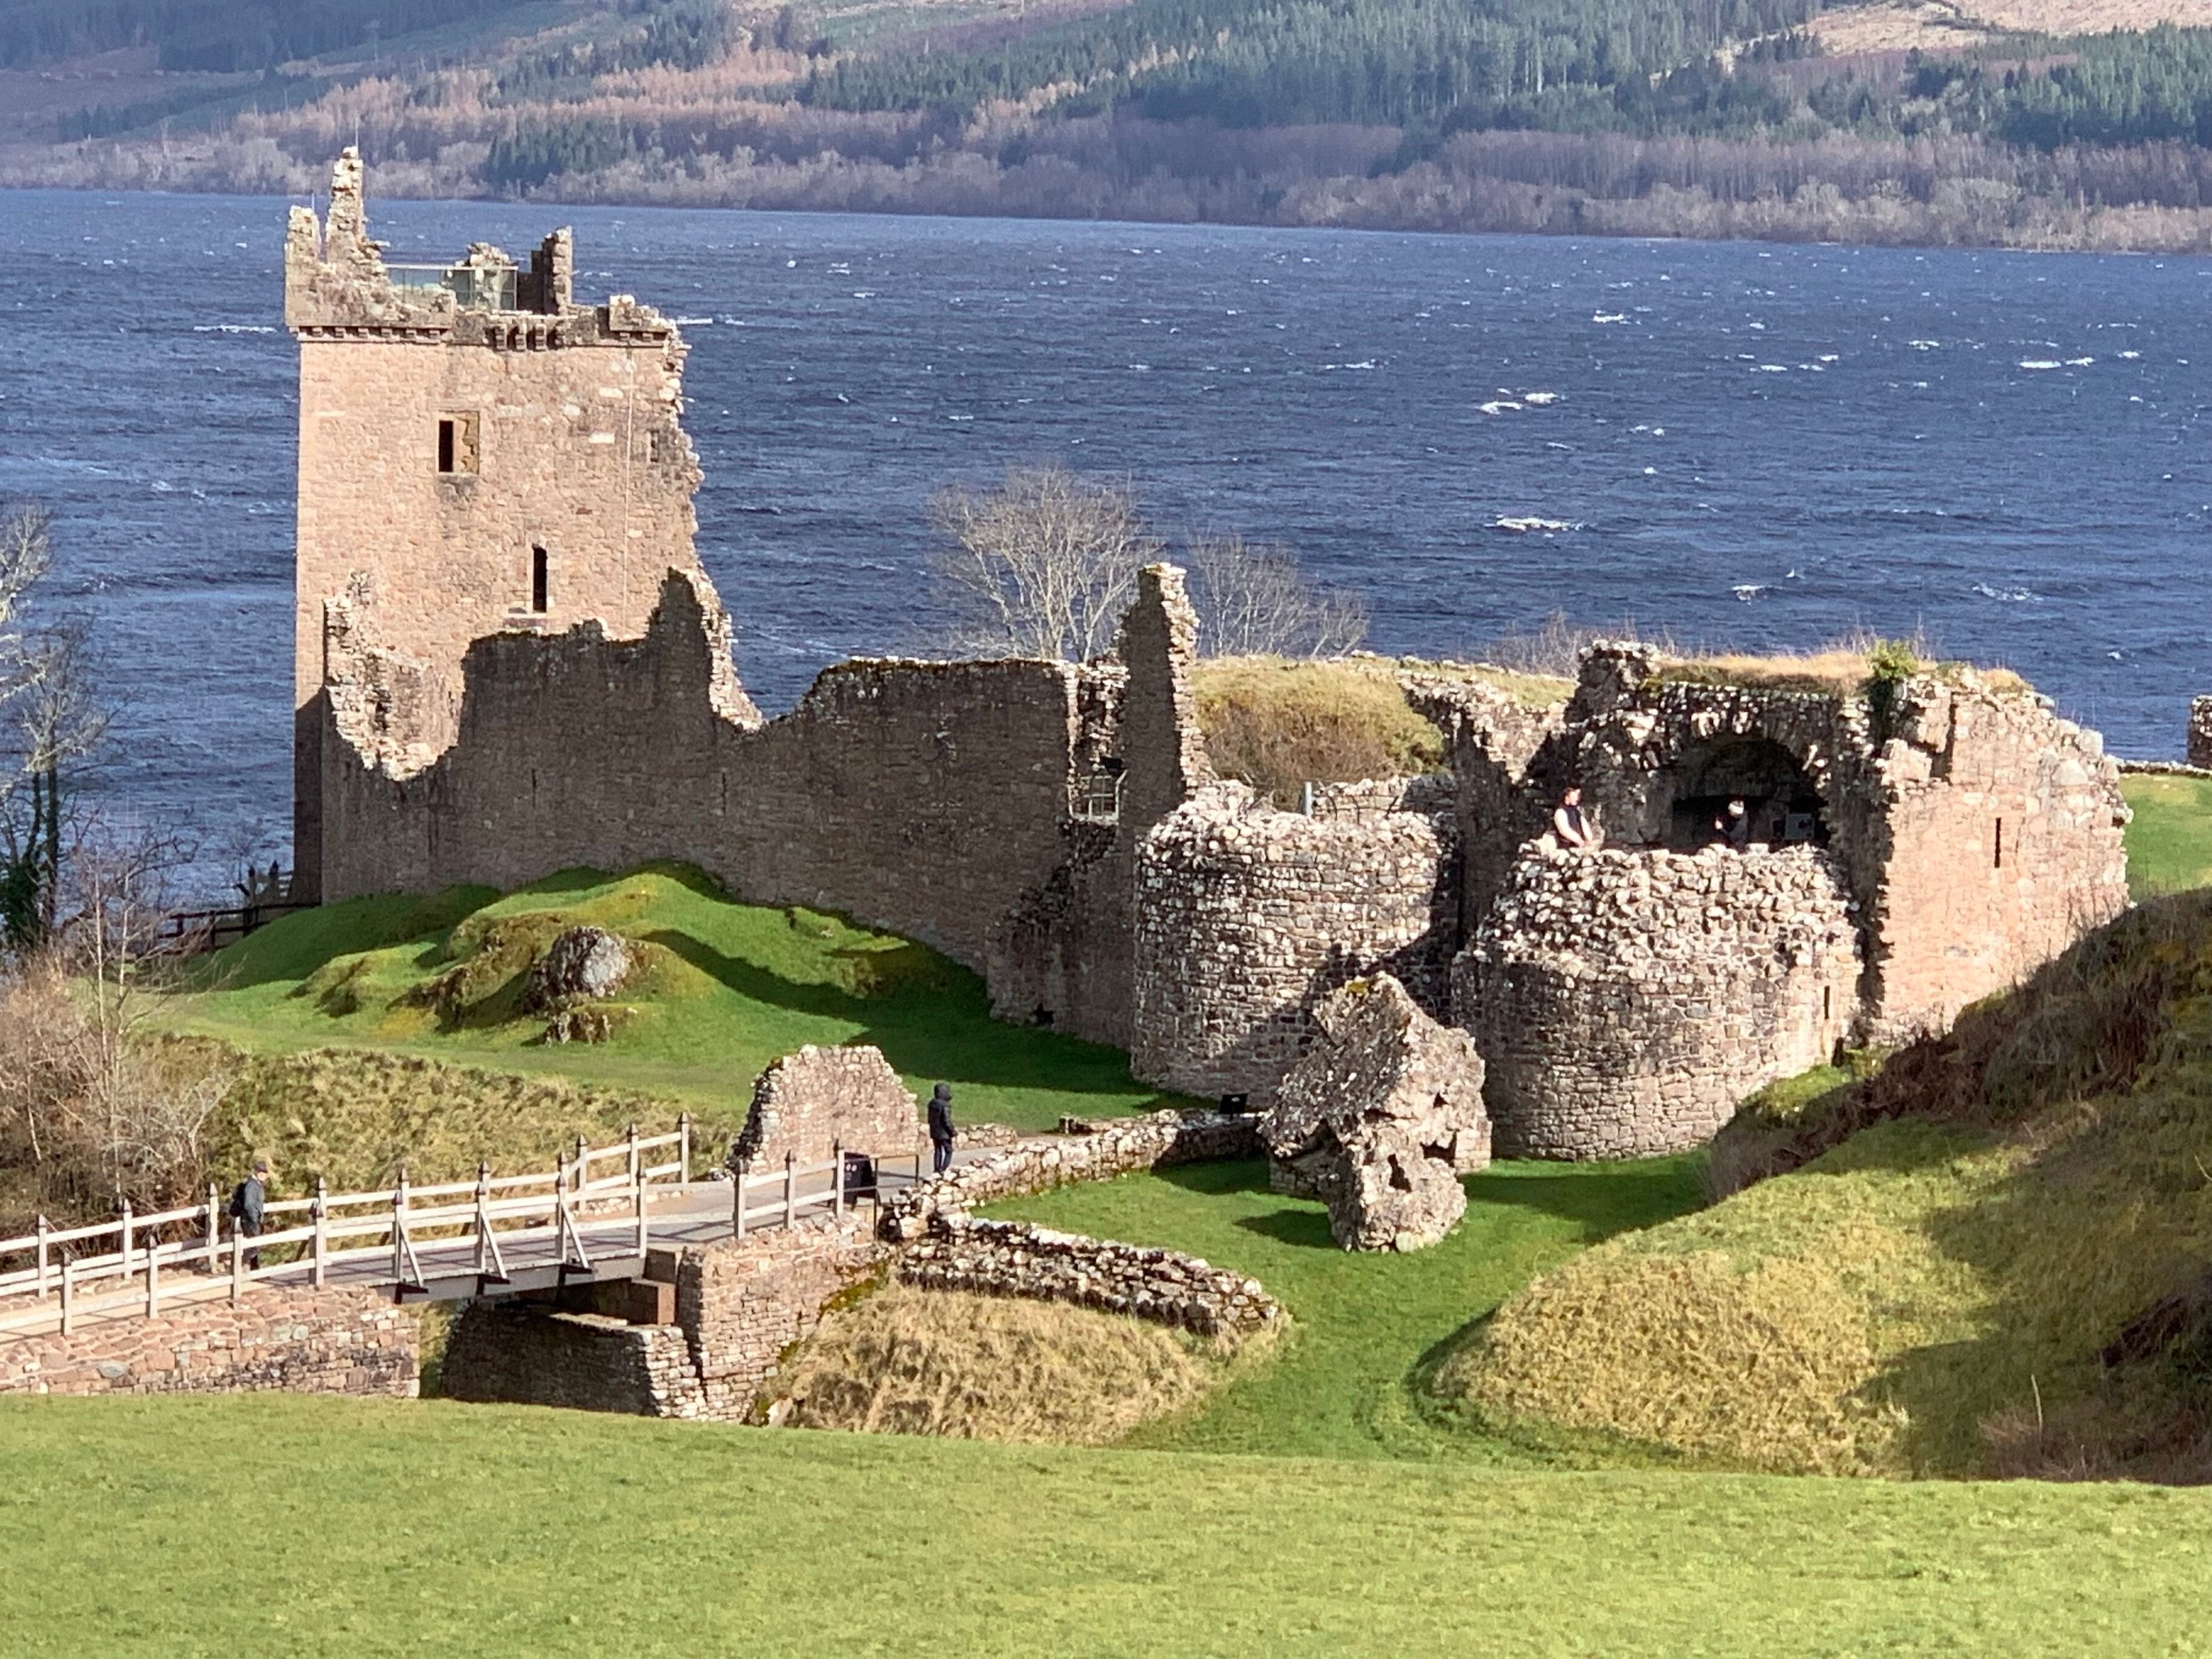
[284,148,709,900]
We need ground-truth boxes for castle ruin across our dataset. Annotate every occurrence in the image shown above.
[288,154,2133,1160]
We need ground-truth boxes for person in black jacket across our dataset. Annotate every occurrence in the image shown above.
[229,1158,268,1270]
[927,1083,955,1174]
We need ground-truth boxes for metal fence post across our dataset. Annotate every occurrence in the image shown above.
[206,1182,220,1273]
[678,1112,692,1185]
[34,1215,48,1301]
[118,1199,133,1276]
[732,1158,748,1240]
[145,1243,161,1318]
[230,1231,245,1305]
[626,1122,640,1188]
[312,1176,329,1288]
[634,1162,649,1258]
[572,1135,587,1194]
[832,1141,845,1220]
[783,1152,796,1229]
[59,1259,74,1336]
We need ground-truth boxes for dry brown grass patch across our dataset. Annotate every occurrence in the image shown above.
[1194,656,1448,807]
[775,1283,1248,1444]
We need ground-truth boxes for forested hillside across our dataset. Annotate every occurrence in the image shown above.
[15,0,2212,250]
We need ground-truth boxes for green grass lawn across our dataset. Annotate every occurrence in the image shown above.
[2121,774,2212,897]
[1,1393,2206,1659]
[984,1156,1703,1462]
[147,866,1176,1133]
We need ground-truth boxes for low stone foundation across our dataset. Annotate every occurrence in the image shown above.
[439,1212,884,1421]
[897,1215,1280,1338]
[441,1302,697,1415]
[0,1286,418,1398]
[881,1108,1262,1240]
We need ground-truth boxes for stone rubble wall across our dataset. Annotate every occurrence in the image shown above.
[895,1216,1280,1338]
[1458,843,1863,1159]
[2190,697,2212,769]
[439,1302,697,1416]
[438,1212,886,1421]
[881,1108,1262,1241]
[0,1286,418,1399]
[1128,782,1458,1101]
[733,1044,919,1170]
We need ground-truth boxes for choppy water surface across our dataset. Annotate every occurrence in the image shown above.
[3,187,2210,880]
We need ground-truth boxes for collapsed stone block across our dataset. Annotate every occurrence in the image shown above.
[1260,973,1490,1253]
[733,1044,918,1170]
[526,925,633,1010]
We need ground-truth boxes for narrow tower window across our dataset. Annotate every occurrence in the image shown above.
[437,412,480,476]
[531,547,549,614]
[1822,985,1832,1023]
[1993,817,2004,871]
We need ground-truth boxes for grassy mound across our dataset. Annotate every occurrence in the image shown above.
[776,1283,1242,1444]
[147,865,1180,1149]
[1194,656,1449,807]
[1435,889,2212,1480]
[984,1156,1701,1462]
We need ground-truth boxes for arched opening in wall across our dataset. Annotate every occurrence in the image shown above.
[530,547,549,614]
[1656,737,1826,851]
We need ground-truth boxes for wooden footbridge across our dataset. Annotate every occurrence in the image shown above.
[0,1120,930,1344]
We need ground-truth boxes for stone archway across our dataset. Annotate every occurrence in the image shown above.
[1654,736,1828,851]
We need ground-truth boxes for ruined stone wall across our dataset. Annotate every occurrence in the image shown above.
[2190,697,2212,769]
[1128,780,1458,1100]
[669,1214,882,1416]
[881,1108,1262,1240]
[439,1214,884,1421]
[288,151,723,898]
[440,1303,697,1416]
[896,1217,1280,1338]
[320,576,1092,973]
[733,1044,920,1170]
[1865,681,2131,1042]
[0,1287,418,1399]
[1458,845,1862,1158]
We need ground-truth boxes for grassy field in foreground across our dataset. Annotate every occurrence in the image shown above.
[2,1393,2207,1659]
[983,1156,1702,1462]
[146,866,1174,1133]
[2120,773,2212,897]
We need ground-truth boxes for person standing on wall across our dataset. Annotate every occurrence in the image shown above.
[228,1158,269,1270]
[1553,786,1601,850]
[927,1083,956,1175]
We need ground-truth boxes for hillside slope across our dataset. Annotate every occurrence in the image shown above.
[19,0,2212,250]
[1436,886,2212,1480]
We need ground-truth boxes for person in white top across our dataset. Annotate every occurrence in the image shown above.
[1552,786,1600,850]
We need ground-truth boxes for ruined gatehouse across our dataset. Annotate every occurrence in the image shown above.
[288,152,2132,1161]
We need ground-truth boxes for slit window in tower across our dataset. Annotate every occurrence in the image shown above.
[1994,817,2004,871]
[437,412,479,476]
[531,546,549,614]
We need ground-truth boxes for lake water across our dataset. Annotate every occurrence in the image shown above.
[3,186,2209,889]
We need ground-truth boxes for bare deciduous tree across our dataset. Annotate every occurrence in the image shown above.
[927,467,1160,661]
[0,504,108,951]
[1185,533,1367,658]
[925,467,1365,662]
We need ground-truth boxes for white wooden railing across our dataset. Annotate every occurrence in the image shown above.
[0,1122,936,1342]
[0,1118,699,1339]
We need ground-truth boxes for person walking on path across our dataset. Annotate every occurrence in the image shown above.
[228,1158,268,1270]
[927,1083,956,1175]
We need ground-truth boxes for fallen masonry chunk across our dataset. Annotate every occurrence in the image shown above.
[526,925,633,1010]
[1260,973,1489,1252]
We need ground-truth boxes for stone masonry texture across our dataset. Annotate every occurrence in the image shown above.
[731,1044,920,1170]
[291,152,2133,1165]
[0,1285,418,1398]
[1262,973,1490,1251]
[1459,843,1863,1159]
[897,1215,1280,1338]
[2190,696,2212,770]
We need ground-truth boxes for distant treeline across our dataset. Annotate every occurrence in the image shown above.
[0,0,544,72]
